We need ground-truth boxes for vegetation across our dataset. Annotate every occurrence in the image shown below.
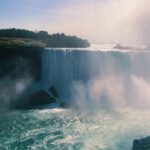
[0,37,46,48]
[0,28,90,48]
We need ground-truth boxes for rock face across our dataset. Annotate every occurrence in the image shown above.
[132,136,150,150]
[15,90,56,109]
[0,45,42,81]
[60,101,70,108]
[0,45,42,110]
[48,86,59,98]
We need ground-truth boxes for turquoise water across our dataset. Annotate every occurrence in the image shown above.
[1,108,150,150]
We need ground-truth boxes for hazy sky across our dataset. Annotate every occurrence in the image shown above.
[0,0,150,44]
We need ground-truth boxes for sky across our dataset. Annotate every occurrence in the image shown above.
[0,0,150,44]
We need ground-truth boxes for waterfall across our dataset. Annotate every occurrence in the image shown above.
[41,48,150,109]
[41,49,99,98]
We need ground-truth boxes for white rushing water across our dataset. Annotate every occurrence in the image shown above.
[41,46,150,110]
[1,108,150,150]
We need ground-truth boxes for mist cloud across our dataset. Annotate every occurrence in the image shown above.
[44,0,150,45]
[70,74,150,114]
[0,57,33,110]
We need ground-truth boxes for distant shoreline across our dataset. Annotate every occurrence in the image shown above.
[0,28,90,48]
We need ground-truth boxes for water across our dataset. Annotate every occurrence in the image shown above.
[1,108,150,150]
[1,45,150,149]
[41,48,150,108]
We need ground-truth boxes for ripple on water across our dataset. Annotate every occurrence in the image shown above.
[0,108,150,150]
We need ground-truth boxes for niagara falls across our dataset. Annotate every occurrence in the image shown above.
[1,0,150,150]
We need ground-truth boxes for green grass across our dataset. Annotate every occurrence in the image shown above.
[0,37,46,48]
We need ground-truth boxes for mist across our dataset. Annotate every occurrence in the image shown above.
[44,0,150,45]
[65,50,150,114]
[70,73,150,115]
[0,57,33,110]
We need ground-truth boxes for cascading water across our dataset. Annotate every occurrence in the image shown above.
[1,47,150,150]
[41,48,150,110]
[41,49,100,98]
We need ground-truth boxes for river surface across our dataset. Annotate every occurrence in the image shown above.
[1,108,150,150]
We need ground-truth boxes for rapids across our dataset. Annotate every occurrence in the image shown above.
[0,108,150,150]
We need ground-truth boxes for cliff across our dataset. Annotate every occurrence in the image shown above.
[0,44,42,81]
[0,39,44,109]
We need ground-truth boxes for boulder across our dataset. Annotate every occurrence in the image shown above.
[132,136,150,150]
[48,86,59,98]
[60,101,70,108]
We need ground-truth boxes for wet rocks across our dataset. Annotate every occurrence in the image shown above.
[48,86,59,98]
[132,136,150,150]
